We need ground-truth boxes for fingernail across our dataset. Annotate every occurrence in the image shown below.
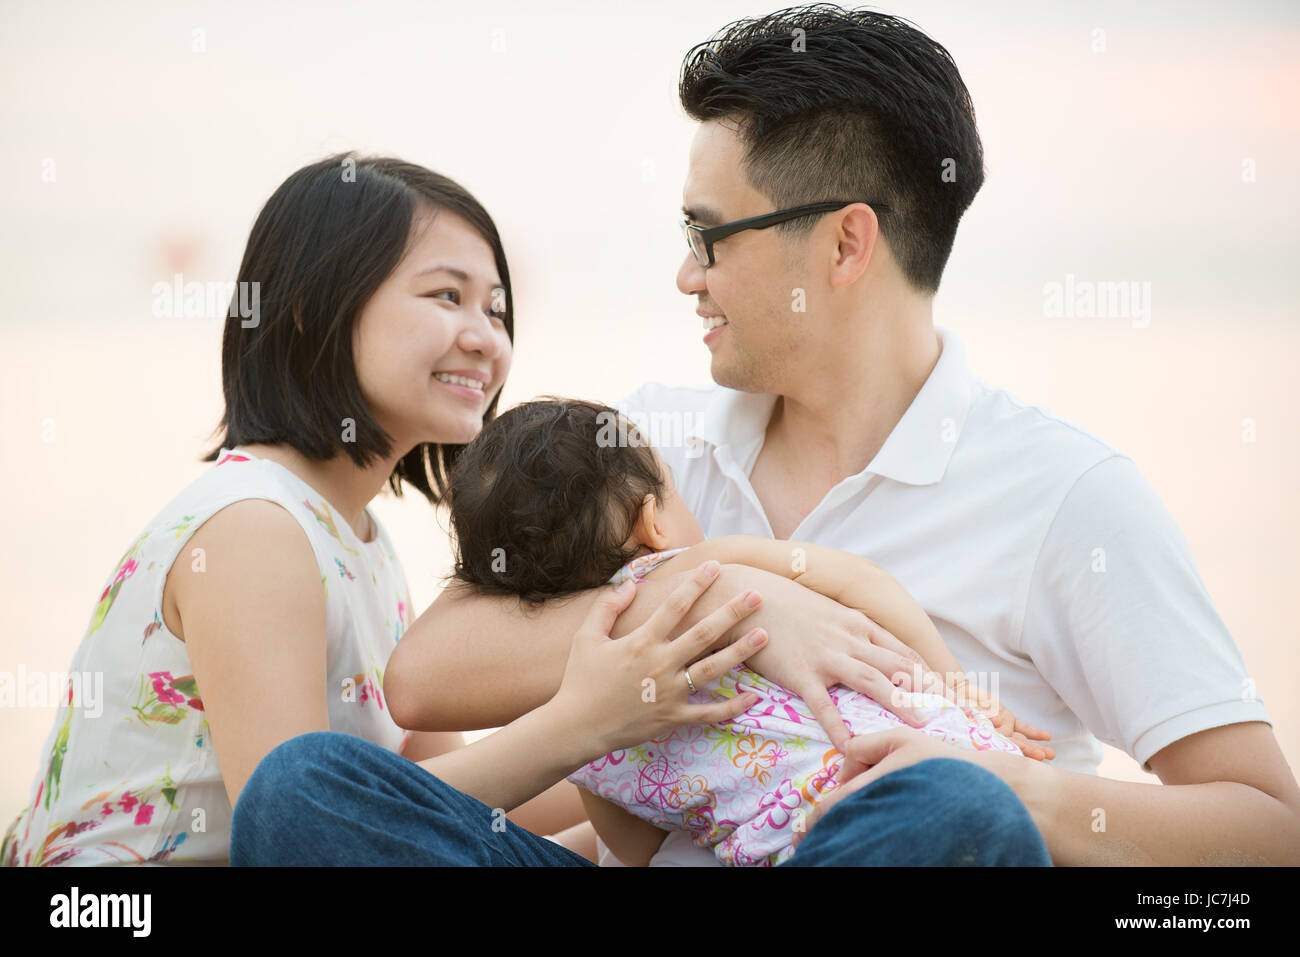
[744,590,761,608]
[747,628,766,647]
[616,580,633,593]
[701,560,720,576]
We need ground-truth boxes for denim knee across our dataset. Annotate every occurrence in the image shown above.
[902,758,1049,864]
[231,732,360,856]
[814,757,1050,866]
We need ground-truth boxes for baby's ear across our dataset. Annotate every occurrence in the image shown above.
[633,493,657,537]
[625,494,659,550]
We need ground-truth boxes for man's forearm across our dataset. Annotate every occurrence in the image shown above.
[991,753,1300,865]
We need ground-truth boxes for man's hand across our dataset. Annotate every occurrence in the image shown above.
[709,565,951,751]
[792,727,1016,849]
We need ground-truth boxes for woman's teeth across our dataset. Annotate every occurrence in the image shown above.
[434,373,484,390]
[702,316,728,330]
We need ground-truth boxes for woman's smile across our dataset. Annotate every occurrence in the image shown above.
[432,370,487,402]
[434,374,486,400]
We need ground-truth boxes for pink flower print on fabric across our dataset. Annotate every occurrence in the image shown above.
[656,723,713,763]
[754,778,802,831]
[798,747,845,804]
[133,672,204,726]
[968,718,1001,750]
[749,682,810,727]
[636,755,685,809]
[586,749,627,774]
[354,663,386,711]
[87,532,149,637]
[151,674,185,707]
[678,803,718,842]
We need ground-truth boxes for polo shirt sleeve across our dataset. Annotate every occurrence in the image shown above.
[1019,454,1270,772]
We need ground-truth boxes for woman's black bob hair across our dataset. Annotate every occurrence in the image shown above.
[201,152,514,506]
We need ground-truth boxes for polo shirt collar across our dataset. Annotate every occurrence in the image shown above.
[688,325,976,487]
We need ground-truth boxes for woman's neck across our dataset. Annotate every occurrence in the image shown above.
[231,442,405,543]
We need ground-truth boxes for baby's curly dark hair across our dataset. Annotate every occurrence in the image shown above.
[446,397,667,604]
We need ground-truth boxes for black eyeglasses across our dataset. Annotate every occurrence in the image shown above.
[681,200,893,268]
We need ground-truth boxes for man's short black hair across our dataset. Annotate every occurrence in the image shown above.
[201,153,514,506]
[679,4,984,293]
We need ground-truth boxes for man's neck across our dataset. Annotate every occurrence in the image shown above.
[765,317,941,484]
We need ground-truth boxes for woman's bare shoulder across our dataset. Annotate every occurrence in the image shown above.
[163,498,320,641]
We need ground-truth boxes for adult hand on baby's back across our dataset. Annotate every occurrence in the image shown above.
[549,561,768,760]
[710,565,944,752]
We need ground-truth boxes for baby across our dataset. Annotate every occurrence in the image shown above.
[447,397,1051,866]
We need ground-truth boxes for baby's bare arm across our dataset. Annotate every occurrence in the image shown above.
[577,788,669,867]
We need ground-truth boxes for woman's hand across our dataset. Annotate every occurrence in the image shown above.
[548,560,770,759]
[707,565,947,751]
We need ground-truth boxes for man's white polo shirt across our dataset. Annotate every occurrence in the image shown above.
[607,323,1270,867]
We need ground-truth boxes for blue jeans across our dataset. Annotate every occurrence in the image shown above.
[230,731,1051,866]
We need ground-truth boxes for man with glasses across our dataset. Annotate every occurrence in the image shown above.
[680,200,893,269]
[371,6,1297,866]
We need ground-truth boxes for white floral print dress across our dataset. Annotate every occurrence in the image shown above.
[1,447,412,865]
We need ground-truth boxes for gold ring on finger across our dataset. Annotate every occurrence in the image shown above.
[685,669,698,693]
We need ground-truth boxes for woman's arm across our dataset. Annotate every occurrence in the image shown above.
[173,500,334,808]
[386,580,614,732]
[408,565,770,811]
[400,731,464,762]
[505,780,587,836]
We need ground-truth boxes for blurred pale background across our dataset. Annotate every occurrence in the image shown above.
[2,0,1297,827]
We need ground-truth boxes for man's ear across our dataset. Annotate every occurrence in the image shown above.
[828,204,884,289]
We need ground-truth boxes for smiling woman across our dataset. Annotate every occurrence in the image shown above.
[348,205,513,453]
[0,153,518,865]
